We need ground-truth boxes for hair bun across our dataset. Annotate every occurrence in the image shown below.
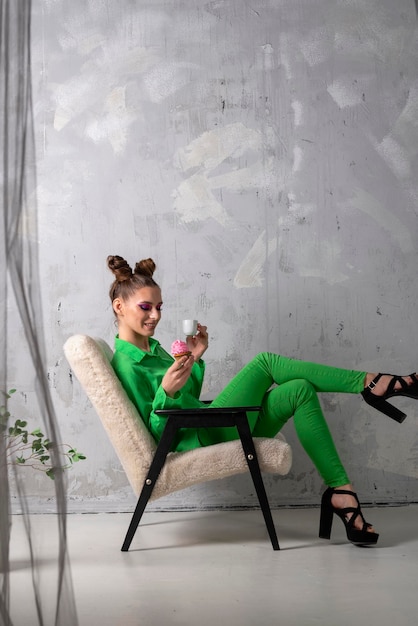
[107,255,133,282]
[134,258,156,279]
[107,255,158,304]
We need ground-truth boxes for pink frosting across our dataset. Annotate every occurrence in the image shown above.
[171,339,190,356]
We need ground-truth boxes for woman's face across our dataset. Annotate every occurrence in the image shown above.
[113,285,163,344]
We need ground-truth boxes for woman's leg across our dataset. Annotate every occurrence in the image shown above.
[253,380,350,486]
[199,352,364,459]
[211,352,366,404]
[197,351,379,536]
[197,352,379,534]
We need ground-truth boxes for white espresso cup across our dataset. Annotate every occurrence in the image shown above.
[182,319,198,336]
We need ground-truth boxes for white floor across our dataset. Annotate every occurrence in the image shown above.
[8,505,418,626]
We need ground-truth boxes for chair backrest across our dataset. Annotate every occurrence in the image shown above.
[63,334,156,491]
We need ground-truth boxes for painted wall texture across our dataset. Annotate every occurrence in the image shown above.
[9,0,418,511]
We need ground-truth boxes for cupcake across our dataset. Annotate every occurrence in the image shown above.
[171,339,191,360]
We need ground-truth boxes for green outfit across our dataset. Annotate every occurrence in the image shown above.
[111,336,366,487]
[111,337,207,452]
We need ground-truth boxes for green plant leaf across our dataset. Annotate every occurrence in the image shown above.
[30,428,44,437]
[1,389,13,400]
[68,448,87,463]
[8,419,28,438]
[16,456,26,464]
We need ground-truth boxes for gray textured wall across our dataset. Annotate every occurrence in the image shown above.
[9,0,418,511]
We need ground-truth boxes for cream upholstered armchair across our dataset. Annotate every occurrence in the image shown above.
[63,334,292,550]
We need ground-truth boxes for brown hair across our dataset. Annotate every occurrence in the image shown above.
[107,255,159,303]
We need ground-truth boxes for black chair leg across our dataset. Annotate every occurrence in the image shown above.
[237,415,280,550]
[121,422,176,551]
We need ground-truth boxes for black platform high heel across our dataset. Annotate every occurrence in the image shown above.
[319,488,379,546]
[361,373,418,424]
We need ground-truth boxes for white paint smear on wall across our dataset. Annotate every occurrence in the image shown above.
[291,100,303,126]
[235,200,348,290]
[299,27,331,66]
[53,74,101,130]
[395,83,418,130]
[377,135,411,179]
[340,187,414,254]
[260,43,275,70]
[85,86,137,154]
[376,81,418,175]
[292,145,303,172]
[173,123,282,225]
[174,122,262,172]
[172,174,232,226]
[327,78,365,108]
[279,194,314,228]
[278,33,292,80]
[234,230,277,288]
[143,61,200,103]
[52,42,156,153]
[58,26,105,55]
[334,12,409,64]
[173,157,278,225]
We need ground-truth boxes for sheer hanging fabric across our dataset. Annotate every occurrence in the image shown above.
[0,1,78,624]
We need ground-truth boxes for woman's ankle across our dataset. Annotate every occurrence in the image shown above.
[364,373,376,388]
[333,483,354,493]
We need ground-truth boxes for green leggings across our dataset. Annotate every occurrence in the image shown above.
[200,352,366,487]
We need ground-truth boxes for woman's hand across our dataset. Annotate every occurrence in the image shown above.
[162,355,195,398]
[187,323,208,361]
[161,323,208,398]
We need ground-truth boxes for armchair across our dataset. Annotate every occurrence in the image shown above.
[63,335,292,550]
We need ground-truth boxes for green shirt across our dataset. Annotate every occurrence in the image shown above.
[111,336,206,452]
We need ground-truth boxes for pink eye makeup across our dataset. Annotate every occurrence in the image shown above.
[137,302,163,312]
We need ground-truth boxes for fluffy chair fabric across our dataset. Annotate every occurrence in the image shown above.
[63,334,292,500]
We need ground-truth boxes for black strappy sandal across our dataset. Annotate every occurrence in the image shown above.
[319,487,379,546]
[361,373,418,423]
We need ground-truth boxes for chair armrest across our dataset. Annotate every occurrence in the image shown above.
[154,406,261,429]
[155,406,261,416]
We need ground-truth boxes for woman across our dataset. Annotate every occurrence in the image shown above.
[107,254,418,546]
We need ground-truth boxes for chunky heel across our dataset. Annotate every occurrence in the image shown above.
[362,392,406,423]
[318,487,379,546]
[318,491,333,540]
[361,373,418,424]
